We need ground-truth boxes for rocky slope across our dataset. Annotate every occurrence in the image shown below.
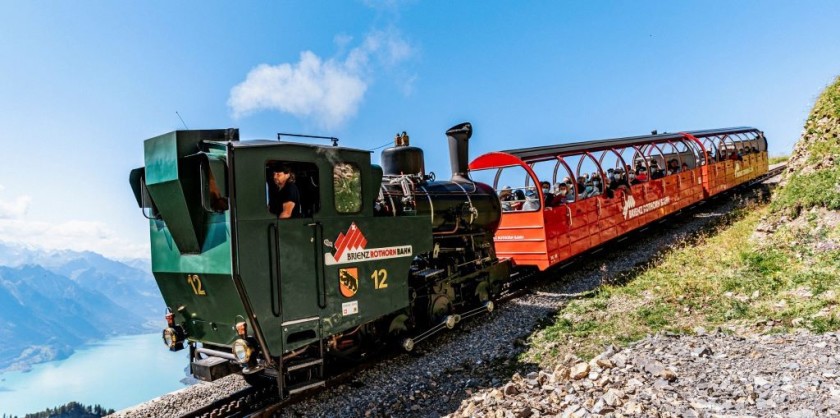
[450,331,840,417]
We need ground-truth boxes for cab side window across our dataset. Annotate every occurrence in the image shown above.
[334,162,362,213]
[265,161,320,218]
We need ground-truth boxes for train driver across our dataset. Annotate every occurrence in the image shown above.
[269,164,301,219]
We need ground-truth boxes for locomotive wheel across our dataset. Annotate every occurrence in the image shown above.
[444,315,457,329]
[429,294,452,321]
[401,338,415,352]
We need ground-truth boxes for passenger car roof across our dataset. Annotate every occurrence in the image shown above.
[502,127,758,161]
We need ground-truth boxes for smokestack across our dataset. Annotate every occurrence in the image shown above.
[446,122,472,183]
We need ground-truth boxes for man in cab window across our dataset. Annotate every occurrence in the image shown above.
[269,164,300,219]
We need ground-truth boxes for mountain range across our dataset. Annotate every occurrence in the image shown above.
[0,242,163,372]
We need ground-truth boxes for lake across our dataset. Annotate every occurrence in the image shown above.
[0,333,192,416]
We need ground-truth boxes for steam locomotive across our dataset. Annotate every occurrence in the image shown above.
[129,122,511,395]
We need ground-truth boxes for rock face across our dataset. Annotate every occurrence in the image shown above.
[447,331,840,417]
[783,75,840,178]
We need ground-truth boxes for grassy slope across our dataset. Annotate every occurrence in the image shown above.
[527,76,840,365]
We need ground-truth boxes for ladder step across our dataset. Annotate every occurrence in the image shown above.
[287,380,326,395]
[286,359,324,372]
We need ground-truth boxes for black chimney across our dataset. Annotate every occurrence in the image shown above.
[446,122,473,183]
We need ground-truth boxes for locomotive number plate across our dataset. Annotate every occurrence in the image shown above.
[187,274,207,296]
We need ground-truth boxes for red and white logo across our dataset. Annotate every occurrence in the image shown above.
[325,222,413,266]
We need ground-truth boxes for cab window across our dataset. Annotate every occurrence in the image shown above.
[265,161,320,218]
[334,162,362,213]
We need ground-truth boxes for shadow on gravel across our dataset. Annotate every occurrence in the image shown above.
[282,184,777,418]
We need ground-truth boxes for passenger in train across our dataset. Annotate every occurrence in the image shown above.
[552,182,563,196]
[499,186,514,211]
[667,159,681,175]
[635,166,648,182]
[512,189,526,210]
[540,181,554,205]
[576,176,586,195]
[561,177,576,202]
[565,184,576,202]
[608,169,621,190]
[550,183,569,205]
[609,170,630,191]
[590,176,603,196]
[519,190,538,211]
[579,181,592,198]
[681,162,690,172]
[650,160,665,179]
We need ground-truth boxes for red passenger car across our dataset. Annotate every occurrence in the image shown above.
[469,128,768,270]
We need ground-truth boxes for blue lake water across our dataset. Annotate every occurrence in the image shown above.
[0,333,192,416]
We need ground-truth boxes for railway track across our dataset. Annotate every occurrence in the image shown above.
[168,163,786,418]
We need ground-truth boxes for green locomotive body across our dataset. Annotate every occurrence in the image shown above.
[130,124,508,394]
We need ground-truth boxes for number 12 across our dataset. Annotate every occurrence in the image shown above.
[370,269,388,289]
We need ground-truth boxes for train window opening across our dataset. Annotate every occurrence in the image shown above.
[612,146,640,185]
[639,143,666,180]
[560,154,584,201]
[594,149,625,197]
[550,158,576,205]
[333,162,362,214]
[574,153,603,199]
[530,159,559,207]
[469,167,502,190]
[530,159,558,186]
[673,140,697,170]
[701,137,719,162]
[494,165,540,212]
[656,142,682,176]
[200,160,229,213]
[265,161,320,219]
[139,175,161,220]
[684,140,705,167]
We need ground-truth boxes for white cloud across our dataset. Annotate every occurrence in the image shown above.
[228,29,414,128]
[0,218,149,260]
[0,185,32,219]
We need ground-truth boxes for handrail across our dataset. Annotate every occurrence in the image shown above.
[268,224,281,317]
[309,222,327,309]
[565,205,573,227]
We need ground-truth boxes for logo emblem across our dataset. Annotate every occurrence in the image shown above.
[333,223,367,262]
[622,195,637,220]
[325,222,413,266]
[339,267,359,298]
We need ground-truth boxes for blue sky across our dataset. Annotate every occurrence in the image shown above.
[1,1,838,259]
